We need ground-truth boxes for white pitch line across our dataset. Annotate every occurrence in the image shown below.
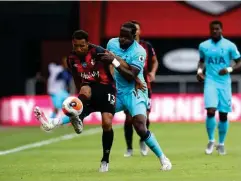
[0,125,122,156]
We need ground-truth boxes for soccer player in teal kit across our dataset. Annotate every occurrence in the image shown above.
[197,20,241,155]
[98,22,172,170]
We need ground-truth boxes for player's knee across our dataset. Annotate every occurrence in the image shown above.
[101,113,113,131]
[207,108,216,118]
[79,85,91,100]
[132,115,147,138]
[219,112,228,122]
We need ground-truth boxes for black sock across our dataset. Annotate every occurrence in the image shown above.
[124,122,133,150]
[101,129,114,163]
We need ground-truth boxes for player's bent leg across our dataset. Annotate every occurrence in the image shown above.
[124,110,134,157]
[34,106,61,132]
[99,112,114,172]
[69,86,92,134]
[132,114,172,171]
[139,110,150,156]
[205,108,217,155]
[217,112,229,155]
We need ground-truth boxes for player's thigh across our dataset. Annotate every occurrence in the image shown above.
[204,84,218,109]
[217,87,232,113]
[126,90,148,117]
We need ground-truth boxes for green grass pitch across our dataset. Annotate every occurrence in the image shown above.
[0,123,241,181]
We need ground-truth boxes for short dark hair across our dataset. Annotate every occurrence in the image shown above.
[130,20,141,27]
[210,20,223,28]
[121,22,137,36]
[72,30,89,41]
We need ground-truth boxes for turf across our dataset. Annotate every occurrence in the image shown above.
[0,123,241,181]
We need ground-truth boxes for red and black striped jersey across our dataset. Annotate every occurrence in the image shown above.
[66,44,114,87]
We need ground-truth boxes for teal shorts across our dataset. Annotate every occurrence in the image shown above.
[204,84,232,113]
[115,90,148,117]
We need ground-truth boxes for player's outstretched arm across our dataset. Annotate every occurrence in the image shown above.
[98,52,139,82]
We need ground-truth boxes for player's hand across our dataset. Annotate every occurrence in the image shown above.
[148,72,156,82]
[219,68,229,75]
[97,52,115,64]
[196,73,205,82]
[135,77,146,95]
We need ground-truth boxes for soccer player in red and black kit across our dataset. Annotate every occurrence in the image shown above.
[123,20,159,157]
[34,30,116,172]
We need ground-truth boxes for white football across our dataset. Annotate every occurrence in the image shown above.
[62,96,83,117]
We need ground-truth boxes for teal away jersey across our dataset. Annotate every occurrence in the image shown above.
[199,37,240,85]
[107,38,147,95]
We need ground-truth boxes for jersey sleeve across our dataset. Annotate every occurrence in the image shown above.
[96,46,105,54]
[230,43,241,61]
[130,49,147,71]
[106,39,114,51]
[198,44,205,61]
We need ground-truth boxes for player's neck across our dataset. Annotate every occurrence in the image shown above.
[211,36,222,43]
[136,38,140,43]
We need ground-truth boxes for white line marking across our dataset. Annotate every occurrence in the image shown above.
[0,125,122,156]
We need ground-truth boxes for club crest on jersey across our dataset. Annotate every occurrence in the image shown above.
[138,55,144,62]
[82,62,87,68]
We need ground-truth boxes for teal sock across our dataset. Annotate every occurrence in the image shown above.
[206,116,216,141]
[50,112,57,118]
[218,120,229,144]
[62,116,70,125]
[144,131,163,157]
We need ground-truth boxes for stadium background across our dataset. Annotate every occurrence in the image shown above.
[0,1,241,126]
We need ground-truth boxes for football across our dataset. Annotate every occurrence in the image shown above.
[62,96,83,117]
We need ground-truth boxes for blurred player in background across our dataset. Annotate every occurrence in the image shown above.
[123,20,159,157]
[47,57,72,121]
[197,20,241,155]
[99,22,171,170]
[34,30,117,172]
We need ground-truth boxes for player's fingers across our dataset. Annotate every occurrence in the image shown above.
[97,53,106,56]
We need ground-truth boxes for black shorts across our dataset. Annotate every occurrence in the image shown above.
[79,83,116,119]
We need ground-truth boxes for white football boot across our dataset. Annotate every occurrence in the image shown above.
[160,156,172,171]
[69,115,83,134]
[124,149,133,157]
[216,144,226,155]
[99,161,109,172]
[139,141,148,156]
[33,106,59,132]
[205,141,215,155]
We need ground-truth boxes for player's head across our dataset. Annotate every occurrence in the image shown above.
[72,30,89,56]
[209,20,223,40]
[119,22,137,49]
[130,20,141,40]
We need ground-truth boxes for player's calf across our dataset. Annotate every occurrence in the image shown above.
[124,111,134,157]
[132,115,172,170]
[100,112,114,171]
[205,108,216,154]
